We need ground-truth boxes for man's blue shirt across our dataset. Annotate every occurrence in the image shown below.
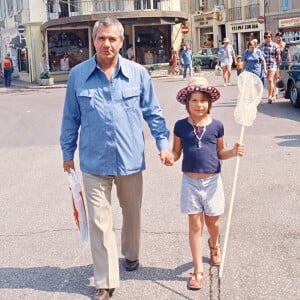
[60,55,169,175]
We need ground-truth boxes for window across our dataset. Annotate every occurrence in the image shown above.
[16,0,23,12]
[6,0,13,15]
[47,29,89,71]
[280,0,291,11]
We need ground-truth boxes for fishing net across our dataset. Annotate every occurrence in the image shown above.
[234,71,263,127]
[219,71,263,279]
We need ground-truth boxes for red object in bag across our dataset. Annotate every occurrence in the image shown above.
[67,170,88,241]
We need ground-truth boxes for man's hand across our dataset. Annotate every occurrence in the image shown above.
[63,160,75,173]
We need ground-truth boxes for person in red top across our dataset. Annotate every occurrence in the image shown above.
[3,54,12,87]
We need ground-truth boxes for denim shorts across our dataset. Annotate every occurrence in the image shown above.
[180,173,225,216]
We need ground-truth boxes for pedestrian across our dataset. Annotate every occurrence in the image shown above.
[274,32,286,99]
[40,52,50,76]
[180,44,193,80]
[166,76,244,290]
[259,31,281,103]
[242,40,267,82]
[217,37,236,86]
[60,17,172,300]
[126,43,135,61]
[235,55,243,76]
[170,49,179,75]
[2,54,12,87]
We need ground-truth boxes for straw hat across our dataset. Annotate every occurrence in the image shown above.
[223,37,230,43]
[176,77,220,104]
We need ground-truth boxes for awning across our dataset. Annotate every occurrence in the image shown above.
[9,35,26,49]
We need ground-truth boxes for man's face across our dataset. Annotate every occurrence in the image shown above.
[93,25,124,61]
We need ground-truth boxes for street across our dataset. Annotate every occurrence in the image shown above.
[0,70,299,300]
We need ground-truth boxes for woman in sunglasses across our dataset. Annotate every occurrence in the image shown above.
[259,31,281,103]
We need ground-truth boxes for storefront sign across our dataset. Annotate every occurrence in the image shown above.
[279,17,300,28]
[231,23,259,32]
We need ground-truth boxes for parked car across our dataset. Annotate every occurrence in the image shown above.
[278,40,300,107]
[192,47,218,69]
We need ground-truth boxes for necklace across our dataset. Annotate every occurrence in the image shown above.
[190,116,207,149]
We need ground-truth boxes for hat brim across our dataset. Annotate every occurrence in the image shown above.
[176,84,221,104]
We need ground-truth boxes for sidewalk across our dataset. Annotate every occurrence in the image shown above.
[0,78,67,92]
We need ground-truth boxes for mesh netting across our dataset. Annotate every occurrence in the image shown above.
[234,71,263,127]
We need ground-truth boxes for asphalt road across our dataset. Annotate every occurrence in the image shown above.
[0,70,299,299]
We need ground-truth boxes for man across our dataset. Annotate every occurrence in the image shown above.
[60,17,171,300]
[217,37,236,86]
[259,31,280,103]
[2,54,12,87]
[180,44,193,80]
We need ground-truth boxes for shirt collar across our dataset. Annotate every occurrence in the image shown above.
[83,54,131,82]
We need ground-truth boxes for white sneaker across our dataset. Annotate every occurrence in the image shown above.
[227,82,231,86]
[223,83,227,86]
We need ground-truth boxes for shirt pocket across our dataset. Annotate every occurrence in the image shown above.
[122,87,140,109]
[76,89,97,112]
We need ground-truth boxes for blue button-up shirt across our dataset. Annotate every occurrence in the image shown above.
[60,55,170,175]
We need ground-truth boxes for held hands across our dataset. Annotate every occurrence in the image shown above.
[159,149,174,166]
[232,143,245,157]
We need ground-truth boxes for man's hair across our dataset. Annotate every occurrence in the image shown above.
[92,17,124,39]
[264,31,272,38]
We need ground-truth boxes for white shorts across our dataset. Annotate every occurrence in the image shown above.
[221,58,233,67]
[180,173,225,216]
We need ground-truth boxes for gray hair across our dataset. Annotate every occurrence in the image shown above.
[92,17,124,39]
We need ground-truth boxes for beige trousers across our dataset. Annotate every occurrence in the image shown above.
[82,172,143,289]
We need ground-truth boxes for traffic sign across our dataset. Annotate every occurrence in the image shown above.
[258,16,264,24]
[181,25,189,35]
[17,25,25,34]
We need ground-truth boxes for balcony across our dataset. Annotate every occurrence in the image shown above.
[47,0,179,19]
[244,4,259,20]
[227,7,242,22]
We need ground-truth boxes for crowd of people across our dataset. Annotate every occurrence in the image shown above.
[164,30,285,102]
[216,31,284,104]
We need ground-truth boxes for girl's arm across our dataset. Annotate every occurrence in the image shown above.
[217,137,244,160]
[172,135,182,162]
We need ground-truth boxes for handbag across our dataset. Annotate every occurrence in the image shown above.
[215,65,222,76]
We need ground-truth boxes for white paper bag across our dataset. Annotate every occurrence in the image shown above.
[215,65,222,76]
[67,169,88,241]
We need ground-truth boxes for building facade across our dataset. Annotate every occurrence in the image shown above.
[0,0,187,83]
[265,0,300,42]
[0,0,299,83]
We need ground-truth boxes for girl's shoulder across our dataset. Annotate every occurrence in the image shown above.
[211,118,223,126]
[174,117,188,127]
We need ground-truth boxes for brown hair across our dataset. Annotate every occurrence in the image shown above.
[264,31,272,38]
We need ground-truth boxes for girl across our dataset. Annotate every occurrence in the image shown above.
[169,77,244,290]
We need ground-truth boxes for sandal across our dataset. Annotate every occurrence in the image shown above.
[208,238,221,266]
[187,272,203,290]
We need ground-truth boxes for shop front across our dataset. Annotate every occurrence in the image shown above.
[279,17,300,42]
[228,21,264,55]
[133,25,171,65]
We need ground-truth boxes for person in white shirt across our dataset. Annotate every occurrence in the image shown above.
[126,44,135,61]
